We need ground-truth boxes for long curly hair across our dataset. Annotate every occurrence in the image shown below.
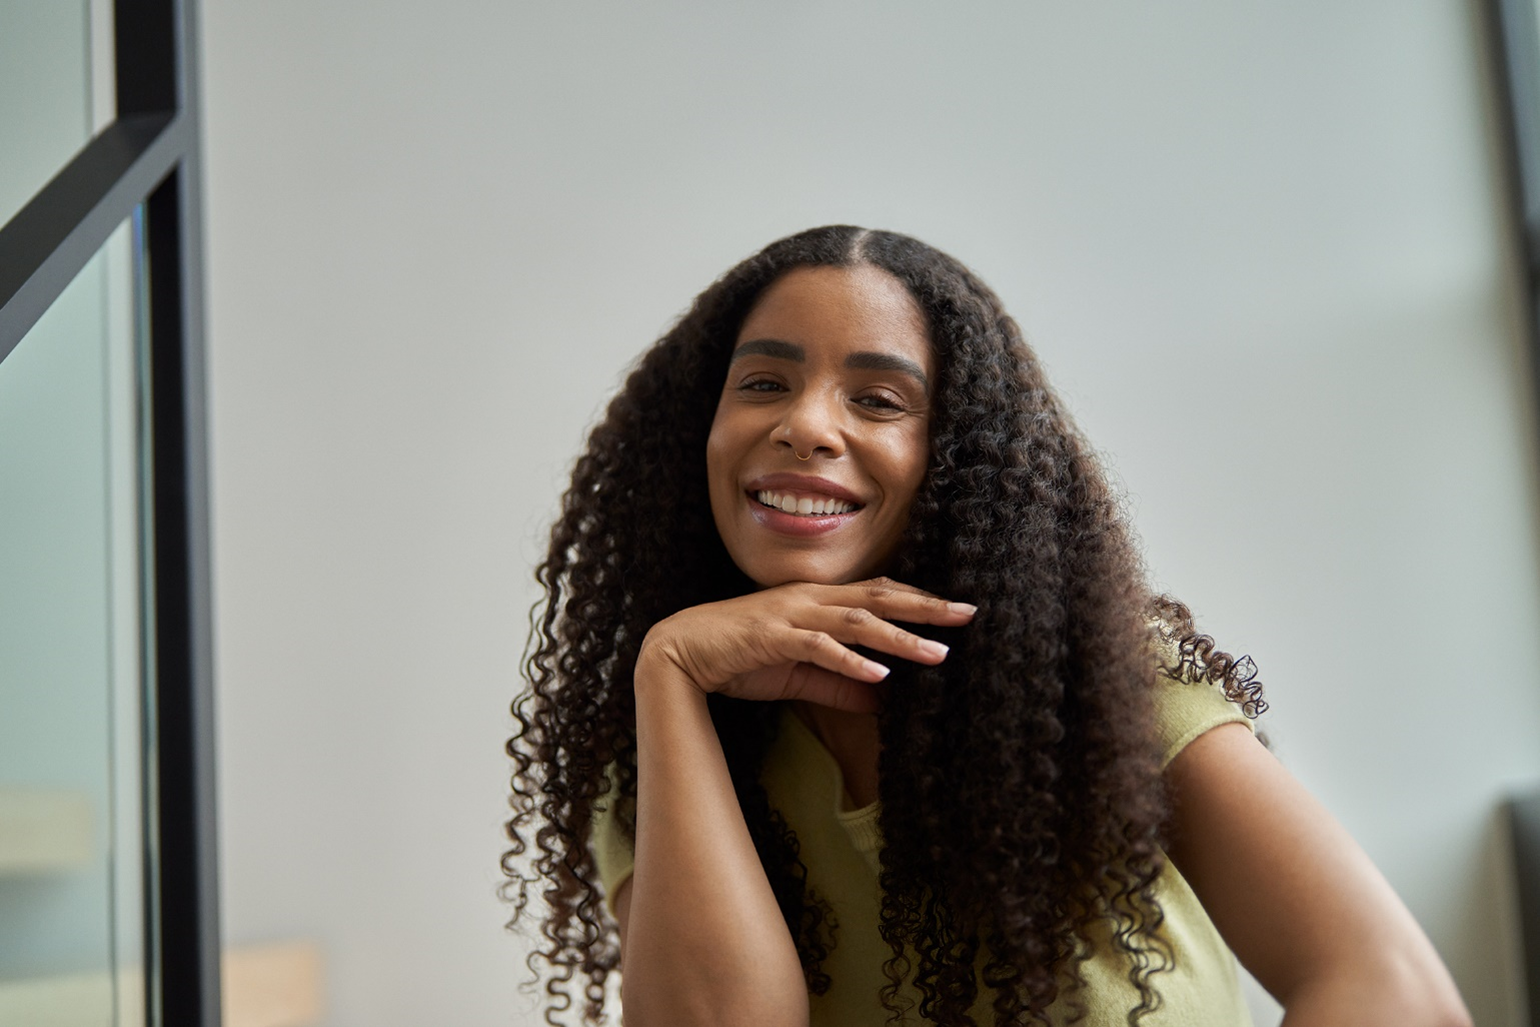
[503,226,1266,1026]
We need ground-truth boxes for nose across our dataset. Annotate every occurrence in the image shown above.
[774,387,845,461]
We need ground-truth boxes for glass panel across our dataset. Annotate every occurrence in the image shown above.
[0,217,145,1026]
[0,0,104,230]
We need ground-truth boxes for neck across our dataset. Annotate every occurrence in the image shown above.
[792,701,882,810]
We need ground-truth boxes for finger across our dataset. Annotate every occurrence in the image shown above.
[820,577,978,627]
[782,628,892,683]
[727,662,883,711]
[775,662,882,713]
[803,604,954,666]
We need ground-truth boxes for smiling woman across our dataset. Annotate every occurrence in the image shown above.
[502,226,1471,1027]
[708,265,933,588]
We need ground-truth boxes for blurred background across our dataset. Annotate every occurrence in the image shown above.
[197,2,1540,1024]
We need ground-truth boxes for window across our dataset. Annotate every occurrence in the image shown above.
[0,3,217,1024]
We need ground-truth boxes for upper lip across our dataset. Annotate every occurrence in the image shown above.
[745,473,865,506]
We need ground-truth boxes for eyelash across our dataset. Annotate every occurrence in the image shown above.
[740,378,784,394]
[737,377,906,412]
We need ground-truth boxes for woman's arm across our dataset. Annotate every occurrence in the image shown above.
[617,648,808,1027]
[614,579,974,1027]
[1165,723,1472,1027]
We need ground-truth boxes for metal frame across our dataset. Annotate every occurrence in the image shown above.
[1489,3,1540,1022]
[1491,0,1540,410]
[1512,792,1540,1027]
[0,1,218,1024]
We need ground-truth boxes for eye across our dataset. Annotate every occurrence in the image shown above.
[856,392,905,412]
[736,376,786,395]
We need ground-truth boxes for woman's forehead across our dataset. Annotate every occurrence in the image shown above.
[736,265,931,364]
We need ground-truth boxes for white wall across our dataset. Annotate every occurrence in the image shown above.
[201,3,1540,1024]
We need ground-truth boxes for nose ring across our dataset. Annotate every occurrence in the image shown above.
[776,425,814,460]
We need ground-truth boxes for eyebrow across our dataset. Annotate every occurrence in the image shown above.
[731,338,804,363]
[730,338,930,393]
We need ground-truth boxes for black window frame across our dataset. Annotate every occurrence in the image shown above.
[0,2,218,1024]
[1491,0,1540,404]
[1487,0,1540,1021]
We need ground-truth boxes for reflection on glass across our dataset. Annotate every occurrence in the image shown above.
[0,218,145,1025]
[0,0,114,230]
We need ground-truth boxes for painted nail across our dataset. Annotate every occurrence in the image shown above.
[947,602,978,616]
[918,639,949,659]
[864,660,891,680]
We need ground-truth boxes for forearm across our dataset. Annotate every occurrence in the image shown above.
[621,650,808,1027]
[1255,862,1470,1027]
[1276,953,1471,1027]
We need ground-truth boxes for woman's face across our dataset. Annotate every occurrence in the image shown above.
[707,264,935,588]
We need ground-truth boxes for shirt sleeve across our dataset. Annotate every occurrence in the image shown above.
[1151,648,1256,768]
[590,768,636,917]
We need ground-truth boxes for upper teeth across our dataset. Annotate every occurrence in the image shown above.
[755,490,858,516]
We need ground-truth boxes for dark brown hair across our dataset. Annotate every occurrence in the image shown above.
[503,226,1265,1026]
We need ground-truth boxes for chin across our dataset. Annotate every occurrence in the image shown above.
[747,567,850,589]
[740,553,882,589]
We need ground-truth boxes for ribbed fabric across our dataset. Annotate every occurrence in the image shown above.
[835,798,884,875]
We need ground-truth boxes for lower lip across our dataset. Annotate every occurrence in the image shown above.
[748,495,862,537]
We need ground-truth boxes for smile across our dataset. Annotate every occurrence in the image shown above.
[753,489,862,517]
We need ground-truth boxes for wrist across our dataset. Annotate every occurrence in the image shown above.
[635,632,706,699]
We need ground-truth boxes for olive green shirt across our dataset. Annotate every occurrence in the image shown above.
[592,673,1255,1026]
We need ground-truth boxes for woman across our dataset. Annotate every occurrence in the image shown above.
[503,226,1470,1026]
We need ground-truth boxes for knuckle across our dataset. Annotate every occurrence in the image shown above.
[864,581,898,600]
[842,606,875,628]
[801,629,833,653]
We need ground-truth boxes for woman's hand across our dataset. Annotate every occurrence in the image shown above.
[618,577,972,1027]
[638,577,977,712]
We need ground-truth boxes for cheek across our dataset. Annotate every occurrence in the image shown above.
[892,429,930,507]
[705,408,738,513]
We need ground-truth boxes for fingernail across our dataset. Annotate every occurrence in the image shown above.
[919,639,949,659]
[948,602,978,616]
[864,660,891,680]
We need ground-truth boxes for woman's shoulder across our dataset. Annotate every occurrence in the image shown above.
[1148,630,1256,769]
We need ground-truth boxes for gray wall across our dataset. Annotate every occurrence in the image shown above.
[202,3,1540,1024]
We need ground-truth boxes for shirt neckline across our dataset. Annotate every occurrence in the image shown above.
[779,706,884,852]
